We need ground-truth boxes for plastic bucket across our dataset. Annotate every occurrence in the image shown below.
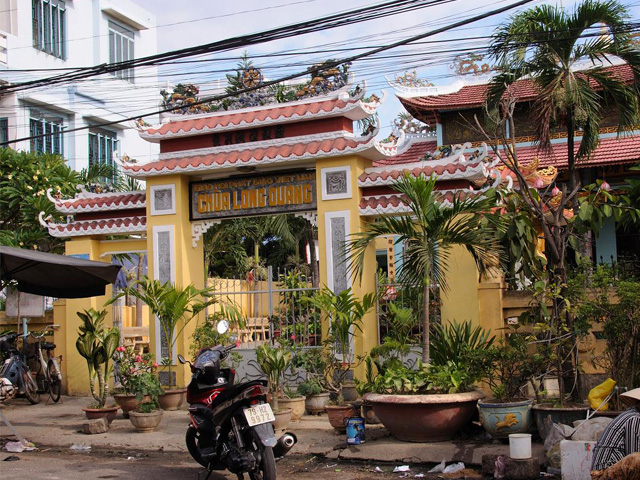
[346,416,365,445]
[509,433,532,459]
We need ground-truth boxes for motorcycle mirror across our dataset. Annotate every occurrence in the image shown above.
[216,320,230,335]
[177,354,187,364]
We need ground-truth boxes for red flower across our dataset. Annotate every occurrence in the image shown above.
[290,334,296,340]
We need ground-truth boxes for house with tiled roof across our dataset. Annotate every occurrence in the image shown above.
[385,62,640,265]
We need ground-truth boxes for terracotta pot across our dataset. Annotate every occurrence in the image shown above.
[362,401,381,424]
[82,406,118,425]
[532,403,589,441]
[305,392,330,415]
[341,382,359,402]
[364,390,485,442]
[478,399,533,438]
[326,404,356,432]
[113,394,151,418]
[279,396,306,422]
[129,409,164,432]
[158,388,186,411]
[272,408,292,432]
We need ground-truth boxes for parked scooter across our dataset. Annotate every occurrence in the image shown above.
[0,332,39,404]
[179,320,296,480]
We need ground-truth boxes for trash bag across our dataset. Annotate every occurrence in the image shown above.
[588,378,616,411]
[572,417,613,441]
[544,422,575,451]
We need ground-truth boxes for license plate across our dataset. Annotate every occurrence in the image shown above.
[244,403,275,427]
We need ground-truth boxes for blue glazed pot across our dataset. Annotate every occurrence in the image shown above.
[478,399,533,438]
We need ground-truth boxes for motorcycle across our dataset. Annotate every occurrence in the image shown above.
[179,320,296,480]
[0,332,39,404]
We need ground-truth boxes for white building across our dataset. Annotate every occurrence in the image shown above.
[0,0,160,173]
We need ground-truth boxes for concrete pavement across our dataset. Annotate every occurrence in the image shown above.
[0,395,545,467]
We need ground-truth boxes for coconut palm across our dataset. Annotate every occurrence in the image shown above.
[348,174,500,362]
[486,0,640,205]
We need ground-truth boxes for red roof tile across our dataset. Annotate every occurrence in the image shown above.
[47,216,147,237]
[399,64,634,113]
[125,136,376,176]
[359,190,475,214]
[372,138,437,166]
[359,159,485,185]
[143,97,362,138]
[512,135,640,169]
[54,191,146,214]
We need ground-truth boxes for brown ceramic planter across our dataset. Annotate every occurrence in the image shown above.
[113,394,151,418]
[129,409,164,432]
[279,396,306,422]
[82,406,118,425]
[341,382,359,402]
[158,388,186,411]
[364,390,485,442]
[326,404,356,432]
[272,408,292,433]
[305,392,330,414]
[532,403,590,441]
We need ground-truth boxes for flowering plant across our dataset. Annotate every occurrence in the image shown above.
[113,346,159,396]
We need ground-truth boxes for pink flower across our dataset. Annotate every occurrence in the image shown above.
[533,178,544,189]
[290,334,296,340]
[601,181,611,192]
[153,362,158,368]
[135,355,142,363]
[551,186,561,196]
[117,346,125,352]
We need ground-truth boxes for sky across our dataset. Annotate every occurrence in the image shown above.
[133,0,640,134]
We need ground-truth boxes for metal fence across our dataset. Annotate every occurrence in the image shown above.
[209,266,320,348]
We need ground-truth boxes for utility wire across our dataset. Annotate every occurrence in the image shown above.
[0,0,535,148]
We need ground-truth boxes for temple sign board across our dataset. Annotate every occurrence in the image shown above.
[190,171,317,220]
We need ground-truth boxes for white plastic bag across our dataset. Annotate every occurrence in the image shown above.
[442,462,465,474]
[428,459,446,473]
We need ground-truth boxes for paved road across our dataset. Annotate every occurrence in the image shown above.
[1,448,464,480]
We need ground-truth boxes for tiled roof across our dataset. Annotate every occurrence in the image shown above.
[141,91,380,140]
[399,64,634,113]
[49,190,146,214]
[372,137,437,166]
[124,135,380,178]
[359,190,476,216]
[514,135,640,169]
[44,216,147,238]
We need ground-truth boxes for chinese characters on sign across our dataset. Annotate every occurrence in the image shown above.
[190,171,317,220]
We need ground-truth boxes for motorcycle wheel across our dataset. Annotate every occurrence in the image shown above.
[185,425,209,468]
[47,360,61,403]
[247,428,276,480]
[23,372,40,404]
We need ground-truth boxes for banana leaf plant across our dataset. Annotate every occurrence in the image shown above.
[76,308,120,409]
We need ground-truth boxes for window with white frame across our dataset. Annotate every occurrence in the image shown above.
[32,0,66,59]
[108,21,134,82]
[30,110,64,155]
[88,129,119,179]
[0,118,8,145]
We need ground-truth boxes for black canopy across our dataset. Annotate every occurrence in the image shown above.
[0,246,121,298]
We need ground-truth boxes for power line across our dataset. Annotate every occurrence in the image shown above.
[1,0,536,148]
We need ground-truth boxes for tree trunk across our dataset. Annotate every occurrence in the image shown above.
[422,279,430,363]
[308,224,319,288]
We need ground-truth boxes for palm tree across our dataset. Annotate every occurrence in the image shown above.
[348,174,500,362]
[487,0,640,241]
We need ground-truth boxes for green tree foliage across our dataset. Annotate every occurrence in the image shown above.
[348,174,501,362]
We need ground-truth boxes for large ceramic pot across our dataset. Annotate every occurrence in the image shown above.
[82,406,118,425]
[364,390,485,442]
[326,404,356,432]
[341,382,359,402]
[477,399,533,438]
[129,409,164,432]
[158,388,186,411]
[532,403,590,441]
[113,394,150,418]
[279,396,306,422]
[272,408,292,433]
[305,392,330,415]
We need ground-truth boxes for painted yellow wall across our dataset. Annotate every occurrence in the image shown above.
[144,174,206,387]
[439,245,481,327]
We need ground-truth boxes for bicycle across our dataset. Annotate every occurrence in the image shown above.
[28,325,63,404]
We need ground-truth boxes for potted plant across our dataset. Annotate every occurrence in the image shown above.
[128,368,164,433]
[112,345,158,418]
[75,308,120,424]
[255,341,293,431]
[477,330,537,438]
[111,277,218,411]
[279,385,306,422]
[363,321,494,442]
[292,348,331,414]
[297,379,330,415]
